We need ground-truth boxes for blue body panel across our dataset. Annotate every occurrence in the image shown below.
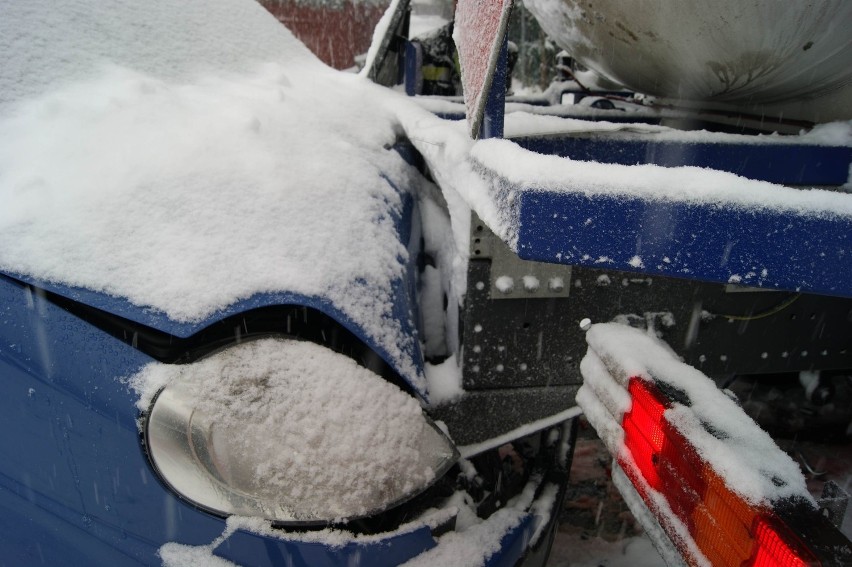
[215,526,436,566]
[484,515,536,567]
[0,275,440,566]
[0,275,225,565]
[404,41,421,97]
[513,136,852,186]
[515,190,852,298]
[479,37,508,140]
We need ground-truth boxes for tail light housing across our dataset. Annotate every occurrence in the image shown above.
[617,376,840,567]
[577,323,852,567]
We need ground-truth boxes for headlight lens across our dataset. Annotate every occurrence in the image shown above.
[144,337,457,524]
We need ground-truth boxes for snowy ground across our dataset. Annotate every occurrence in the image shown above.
[547,423,665,566]
[549,533,664,567]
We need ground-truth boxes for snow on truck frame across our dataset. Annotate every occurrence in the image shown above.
[0,1,851,567]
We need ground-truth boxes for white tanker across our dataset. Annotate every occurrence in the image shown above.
[524,0,852,123]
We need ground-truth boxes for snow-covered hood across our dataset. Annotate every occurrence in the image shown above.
[0,0,427,392]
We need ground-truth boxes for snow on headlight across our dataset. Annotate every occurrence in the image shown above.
[131,337,457,523]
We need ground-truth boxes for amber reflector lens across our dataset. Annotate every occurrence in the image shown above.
[701,468,756,563]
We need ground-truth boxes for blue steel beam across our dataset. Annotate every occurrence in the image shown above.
[514,189,852,298]
[513,136,852,186]
[479,37,508,140]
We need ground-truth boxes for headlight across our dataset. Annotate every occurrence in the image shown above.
[143,337,457,524]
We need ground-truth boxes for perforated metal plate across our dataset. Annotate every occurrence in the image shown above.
[461,216,852,390]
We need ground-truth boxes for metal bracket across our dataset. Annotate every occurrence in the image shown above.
[471,214,572,300]
[819,480,850,529]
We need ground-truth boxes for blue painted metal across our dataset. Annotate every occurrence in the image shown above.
[514,189,852,298]
[479,37,508,140]
[483,515,535,567]
[513,136,852,186]
[0,275,227,565]
[215,526,437,566]
[404,41,421,97]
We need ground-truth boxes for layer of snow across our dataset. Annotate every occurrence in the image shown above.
[521,275,540,291]
[0,0,319,109]
[804,120,852,145]
[495,275,514,293]
[160,544,238,567]
[470,138,852,216]
[402,475,542,567]
[5,0,846,422]
[578,350,631,421]
[610,464,692,567]
[394,108,852,263]
[528,483,560,546]
[400,509,525,567]
[390,109,510,248]
[615,456,709,567]
[158,476,561,567]
[160,507,458,565]
[424,354,465,404]
[506,100,664,119]
[416,180,467,363]
[409,97,852,150]
[129,338,449,520]
[410,14,453,38]
[361,0,405,77]
[575,377,625,458]
[628,256,644,269]
[0,0,427,389]
[410,96,467,115]
[458,406,583,459]
[222,509,456,547]
[505,113,852,147]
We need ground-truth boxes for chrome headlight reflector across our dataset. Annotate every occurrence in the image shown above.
[144,338,457,524]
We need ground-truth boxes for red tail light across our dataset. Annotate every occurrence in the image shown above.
[618,376,823,567]
[621,378,667,490]
[749,517,818,567]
